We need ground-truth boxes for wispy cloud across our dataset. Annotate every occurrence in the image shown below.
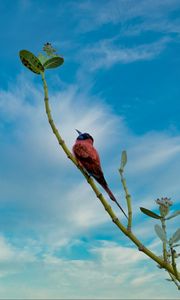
[82,37,171,70]
[71,0,180,74]
[127,131,180,174]
[74,0,180,34]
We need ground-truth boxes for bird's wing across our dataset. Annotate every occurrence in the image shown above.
[73,143,107,186]
[73,143,96,161]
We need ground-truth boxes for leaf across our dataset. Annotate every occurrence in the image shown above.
[154,224,167,242]
[173,243,180,248]
[43,56,64,69]
[19,50,44,74]
[140,207,161,219]
[169,228,180,245]
[120,150,127,170]
[165,210,180,220]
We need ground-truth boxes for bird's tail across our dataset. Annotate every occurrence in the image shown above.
[104,185,128,219]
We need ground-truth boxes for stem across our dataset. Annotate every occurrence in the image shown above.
[161,218,168,263]
[41,72,179,281]
[170,246,180,281]
[41,72,76,164]
[119,169,132,231]
[160,217,180,289]
[168,272,180,290]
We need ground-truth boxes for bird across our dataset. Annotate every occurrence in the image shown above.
[73,130,128,219]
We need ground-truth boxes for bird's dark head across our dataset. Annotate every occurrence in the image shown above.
[76,129,94,143]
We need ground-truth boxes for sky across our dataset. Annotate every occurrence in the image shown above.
[0,0,180,298]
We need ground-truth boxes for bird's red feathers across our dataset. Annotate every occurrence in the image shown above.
[73,137,128,218]
[73,140,107,187]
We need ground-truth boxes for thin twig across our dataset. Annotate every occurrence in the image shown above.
[161,217,168,263]
[168,272,180,290]
[119,169,132,231]
[170,246,180,281]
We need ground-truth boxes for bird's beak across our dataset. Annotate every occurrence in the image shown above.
[75,129,82,135]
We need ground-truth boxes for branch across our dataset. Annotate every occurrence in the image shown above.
[170,246,180,281]
[119,168,132,231]
[161,218,168,263]
[168,272,180,290]
[40,71,179,281]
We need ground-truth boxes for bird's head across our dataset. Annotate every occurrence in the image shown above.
[75,129,94,143]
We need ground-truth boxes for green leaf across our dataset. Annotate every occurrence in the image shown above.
[154,224,167,242]
[43,56,64,69]
[169,228,180,245]
[165,210,180,220]
[140,207,162,219]
[120,150,127,170]
[19,50,44,74]
[173,243,180,248]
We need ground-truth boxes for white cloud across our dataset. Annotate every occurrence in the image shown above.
[91,240,148,265]
[125,132,180,201]
[131,272,157,286]
[71,0,179,72]
[82,37,171,71]
[128,134,180,173]
[0,236,16,262]
[0,237,179,299]
[0,235,36,279]
[74,0,180,34]
[0,235,36,264]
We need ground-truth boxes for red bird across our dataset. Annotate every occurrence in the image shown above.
[73,130,127,218]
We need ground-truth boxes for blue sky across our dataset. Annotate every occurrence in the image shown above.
[0,0,180,298]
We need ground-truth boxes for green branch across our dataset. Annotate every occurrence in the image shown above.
[170,246,179,281]
[119,168,132,231]
[40,71,179,280]
[161,218,168,263]
[168,272,180,290]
